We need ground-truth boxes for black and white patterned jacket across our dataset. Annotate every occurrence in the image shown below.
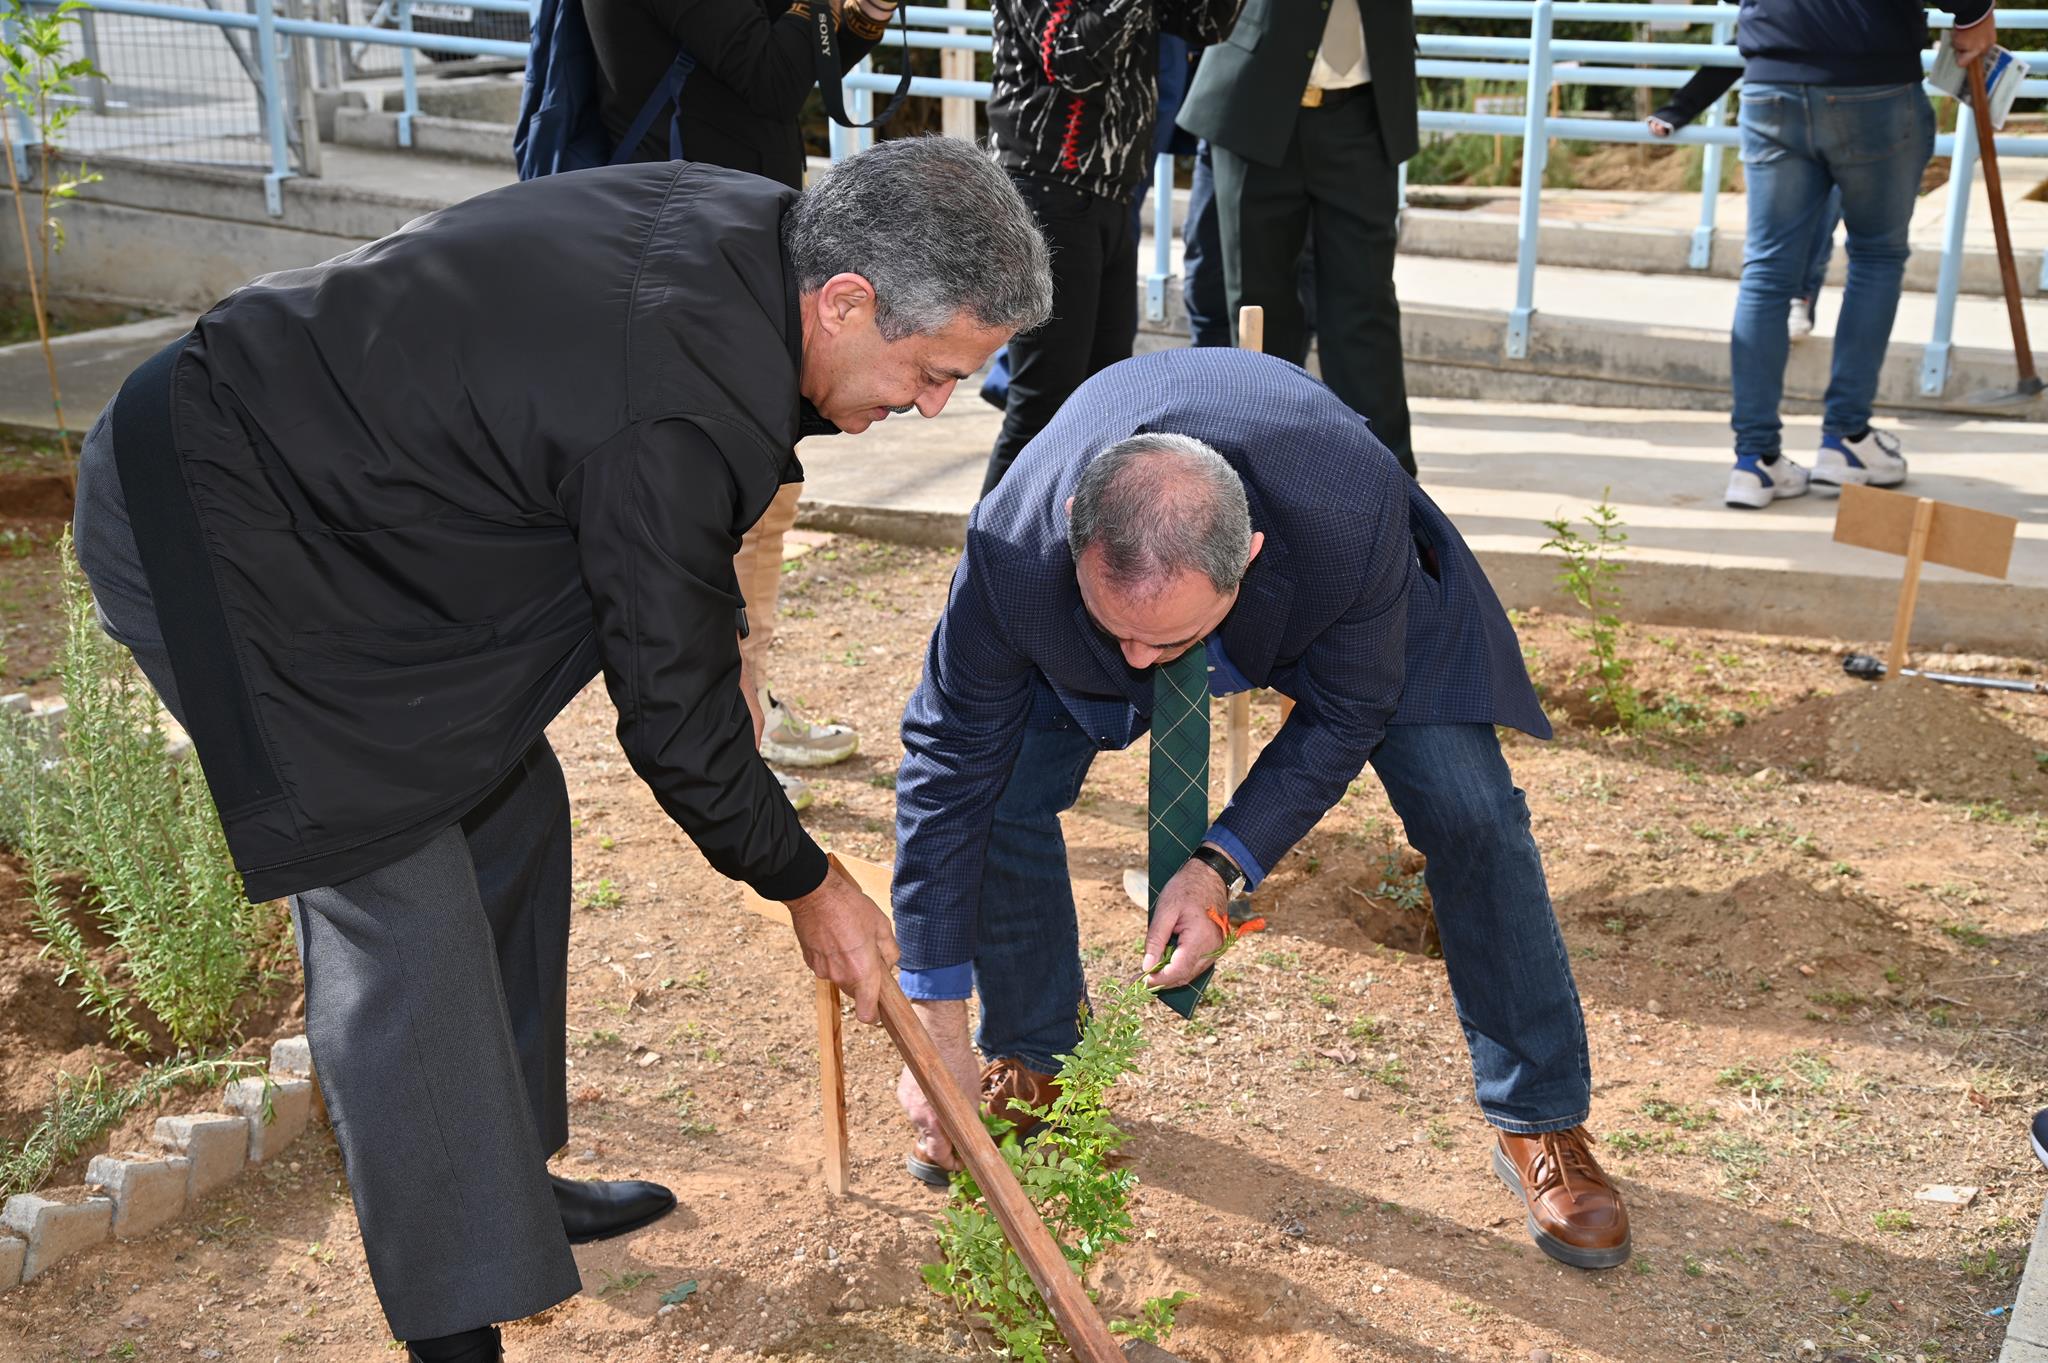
[988,0,1240,204]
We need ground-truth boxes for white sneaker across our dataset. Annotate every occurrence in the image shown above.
[1788,298,1815,341]
[759,687,859,768]
[1724,455,1811,509]
[1813,429,1907,493]
[775,767,814,813]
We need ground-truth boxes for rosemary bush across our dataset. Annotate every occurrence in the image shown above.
[923,975,1192,1358]
[8,538,282,1053]
[0,1053,257,1199]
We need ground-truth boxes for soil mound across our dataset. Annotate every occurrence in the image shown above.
[1729,676,2046,809]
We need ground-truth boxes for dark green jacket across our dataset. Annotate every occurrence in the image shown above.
[1176,0,1417,167]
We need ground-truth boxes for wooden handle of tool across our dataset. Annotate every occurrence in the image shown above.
[1967,55,2039,383]
[1238,303,1264,355]
[877,976,1125,1363]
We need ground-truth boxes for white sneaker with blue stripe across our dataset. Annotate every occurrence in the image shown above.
[1813,428,1907,493]
[1725,454,1811,509]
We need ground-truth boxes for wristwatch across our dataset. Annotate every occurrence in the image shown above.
[1188,844,1246,899]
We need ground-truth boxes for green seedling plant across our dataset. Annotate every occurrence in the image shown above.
[924,976,1193,1359]
[1,0,103,461]
[1540,491,1641,729]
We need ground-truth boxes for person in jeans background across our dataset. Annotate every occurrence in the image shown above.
[1649,62,1842,343]
[978,0,1241,496]
[587,0,902,806]
[1721,0,1995,511]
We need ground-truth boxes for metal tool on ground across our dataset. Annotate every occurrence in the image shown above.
[1961,54,2044,407]
[1842,652,2045,694]
[1223,305,1262,801]
[1831,483,2018,681]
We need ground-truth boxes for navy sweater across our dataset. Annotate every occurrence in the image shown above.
[1737,0,1993,86]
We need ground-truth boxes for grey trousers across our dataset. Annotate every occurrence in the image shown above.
[73,406,583,1340]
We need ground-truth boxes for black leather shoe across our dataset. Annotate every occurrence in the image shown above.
[551,1174,677,1244]
[407,1325,501,1363]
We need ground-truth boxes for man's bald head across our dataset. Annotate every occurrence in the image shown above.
[1065,434,1253,599]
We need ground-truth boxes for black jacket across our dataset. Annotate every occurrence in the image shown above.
[1737,0,1991,87]
[587,0,879,187]
[988,0,1241,204]
[137,163,830,903]
[1176,0,1417,168]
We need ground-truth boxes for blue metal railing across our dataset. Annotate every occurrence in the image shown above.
[13,0,2048,397]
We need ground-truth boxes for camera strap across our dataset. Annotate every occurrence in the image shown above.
[811,2,914,130]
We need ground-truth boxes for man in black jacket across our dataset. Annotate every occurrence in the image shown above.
[978,0,1242,495]
[70,138,1051,1363]
[1718,0,1993,511]
[585,0,903,811]
[1176,0,1418,475]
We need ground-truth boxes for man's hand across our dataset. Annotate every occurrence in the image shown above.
[1141,855,1231,990]
[1646,116,1675,138]
[895,998,981,1173]
[785,860,898,1022]
[1952,15,1998,68]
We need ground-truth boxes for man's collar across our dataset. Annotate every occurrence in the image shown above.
[798,400,842,439]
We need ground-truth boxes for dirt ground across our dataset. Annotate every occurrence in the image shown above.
[2,530,2046,1363]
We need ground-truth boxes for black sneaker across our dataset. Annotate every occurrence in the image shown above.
[2031,1109,2048,1172]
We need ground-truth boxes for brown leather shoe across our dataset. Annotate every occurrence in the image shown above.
[1492,1126,1631,1270]
[981,1057,1061,1139]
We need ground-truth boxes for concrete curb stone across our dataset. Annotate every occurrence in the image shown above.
[153,1112,248,1200]
[223,1077,313,1164]
[0,1234,22,1290]
[1997,1192,2048,1360]
[86,1152,191,1239]
[0,1190,113,1281]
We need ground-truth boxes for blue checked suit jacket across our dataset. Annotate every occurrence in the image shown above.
[892,349,1550,972]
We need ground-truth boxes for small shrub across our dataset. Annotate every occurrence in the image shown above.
[1539,492,1639,728]
[924,977,1191,1360]
[1872,1209,1915,1233]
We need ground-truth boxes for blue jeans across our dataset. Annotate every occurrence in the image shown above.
[1801,188,1842,304]
[974,721,1592,1133]
[1731,82,1933,459]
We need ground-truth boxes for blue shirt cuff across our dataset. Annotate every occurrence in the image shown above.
[899,962,974,1001]
[1202,824,1266,891]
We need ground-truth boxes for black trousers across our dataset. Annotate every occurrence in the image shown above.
[982,174,1138,495]
[1213,85,1415,474]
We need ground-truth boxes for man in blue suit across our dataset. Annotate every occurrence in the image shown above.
[890,348,1630,1271]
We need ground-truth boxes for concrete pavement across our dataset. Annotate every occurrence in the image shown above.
[796,387,2048,654]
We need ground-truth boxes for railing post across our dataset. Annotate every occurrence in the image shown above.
[939,0,975,140]
[1506,0,1554,359]
[852,58,874,154]
[1690,10,1734,270]
[1921,103,1978,396]
[253,0,295,215]
[1145,150,1173,323]
[397,0,418,149]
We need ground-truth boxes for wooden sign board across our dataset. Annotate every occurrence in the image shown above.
[1831,484,2019,678]
[1832,483,2017,580]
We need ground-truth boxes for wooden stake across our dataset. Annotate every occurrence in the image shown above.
[814,978,849,1195]
[1967,56,2041,389]
[1885,496,1936,680]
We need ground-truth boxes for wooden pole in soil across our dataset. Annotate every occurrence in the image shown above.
[1885,496,1936,681]
[1966,56,2041,392]
[814,980,849,1195]
[1224,306,1263,801]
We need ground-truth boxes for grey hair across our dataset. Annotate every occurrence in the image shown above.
[784,137,1053,342]
[1067,434,1253,596]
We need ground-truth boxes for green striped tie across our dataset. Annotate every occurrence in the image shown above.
[1148,647,1214,1018]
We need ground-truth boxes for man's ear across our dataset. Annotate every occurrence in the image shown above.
[814,272,878,337]
[1246,529,1266,569]
[1064,495,1075,518]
